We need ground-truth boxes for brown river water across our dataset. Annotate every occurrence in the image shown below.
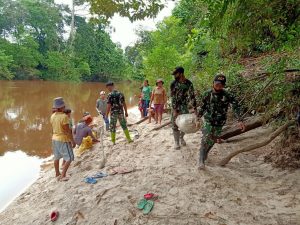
[0,80,140,211]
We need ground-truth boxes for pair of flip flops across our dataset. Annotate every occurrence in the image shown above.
[109,167,133,175]
[136,192,158,215]
[84,172,108,184]
[84,177,97,184]
[137,199,154,215]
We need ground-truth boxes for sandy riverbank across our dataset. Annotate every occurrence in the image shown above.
[0,115,299,225]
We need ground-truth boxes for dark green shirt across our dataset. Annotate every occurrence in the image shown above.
[170,79,197,112]
[197,89,243,126]
[107,90,125,114]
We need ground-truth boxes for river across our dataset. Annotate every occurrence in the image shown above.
[0,80,140,211]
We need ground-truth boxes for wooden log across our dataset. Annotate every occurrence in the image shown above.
[128,117,149,126]
[151,121,171,131]
[218,120,295,166]
[219,116,265,140]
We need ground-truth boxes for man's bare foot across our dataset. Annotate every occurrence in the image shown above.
[59,176,69,182]
[56,175,61,181]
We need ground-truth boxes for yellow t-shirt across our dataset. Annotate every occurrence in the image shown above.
[50,112,70,142]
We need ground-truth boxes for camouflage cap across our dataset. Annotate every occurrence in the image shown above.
[172,66,184,75]
[214,74,226,85]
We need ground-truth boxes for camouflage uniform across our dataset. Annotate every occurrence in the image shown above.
[107,90,132,143]
[197,89,243,163]
[170,79,197,147]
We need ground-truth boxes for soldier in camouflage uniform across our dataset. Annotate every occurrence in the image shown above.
[105,81,133,144]
[197,74,245,169]
[170,66,197,150]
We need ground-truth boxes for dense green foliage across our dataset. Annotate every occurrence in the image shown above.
[88,0,166,22]
[0,0,132,81]
[127,0,299,119]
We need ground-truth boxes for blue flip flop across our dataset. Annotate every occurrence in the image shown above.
[92,172,108,179]
[84,177,97,184]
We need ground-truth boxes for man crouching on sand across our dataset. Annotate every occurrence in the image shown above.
[50,97,75,181]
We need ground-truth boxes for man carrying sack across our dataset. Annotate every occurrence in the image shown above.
[170,66,197,150]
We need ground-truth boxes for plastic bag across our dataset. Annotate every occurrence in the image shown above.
[175,114,201,134]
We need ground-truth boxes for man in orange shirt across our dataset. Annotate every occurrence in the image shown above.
[50,97,75,181]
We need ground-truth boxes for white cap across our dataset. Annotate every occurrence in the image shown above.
[100,91,106,95]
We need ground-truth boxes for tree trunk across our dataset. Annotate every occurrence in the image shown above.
[218,120,295,166]
[220,116,266,140]
[151,121,171,131]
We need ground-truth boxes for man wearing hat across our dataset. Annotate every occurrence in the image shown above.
[105,81,133,144]
[197,74,246,169]
[50,97,75,181]
[170,66,197,150]
[96,91,109,131]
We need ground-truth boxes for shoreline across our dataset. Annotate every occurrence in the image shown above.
[0,115,299,224]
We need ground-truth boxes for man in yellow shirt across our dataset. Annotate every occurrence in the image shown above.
[50,97,75,181]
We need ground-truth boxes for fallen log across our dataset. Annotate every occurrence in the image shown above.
[151,121,171,131]
[128,116,149,126]
[219,116,266,140]
[218,120,295,166]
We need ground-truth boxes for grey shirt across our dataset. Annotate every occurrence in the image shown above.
[74,122,96,145]
[96,99,108,115]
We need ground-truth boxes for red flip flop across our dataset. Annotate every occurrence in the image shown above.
[144,193,158,200]
[50,211,59,222]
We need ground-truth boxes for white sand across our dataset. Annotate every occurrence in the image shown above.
[0,116,299,225]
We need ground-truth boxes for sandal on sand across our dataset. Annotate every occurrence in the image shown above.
[50,210,59,222]
[143,200,154,215]
[110,167,133,175]
[92,172,108,179]
[144,193,158,200]
[137,199,148,210]
[84,177,97,184]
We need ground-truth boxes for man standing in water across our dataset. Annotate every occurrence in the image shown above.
[170,66,197,150]
[105,82,133,145]
[50,97,75,181]
[197,74,245,170]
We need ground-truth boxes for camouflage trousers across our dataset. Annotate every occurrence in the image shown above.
[171,105,189,131]
[110,113,128,133]
[199,121,223,163]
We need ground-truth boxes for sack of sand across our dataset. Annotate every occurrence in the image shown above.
[175,114,201,134]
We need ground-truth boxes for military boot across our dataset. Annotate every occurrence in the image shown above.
[111,132,116,145]
[180,132,186,146]
[124,129,133,143]
[173,131,180,150]
[198,148,206,170]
